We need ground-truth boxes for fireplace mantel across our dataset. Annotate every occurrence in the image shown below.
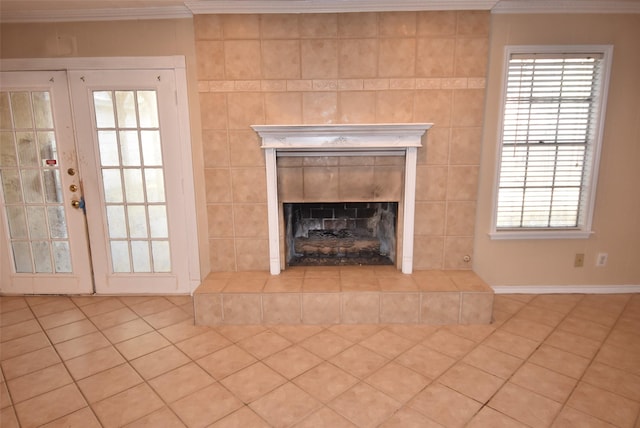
[252,123,432,275]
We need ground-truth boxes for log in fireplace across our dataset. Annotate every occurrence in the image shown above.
[285,202,398,266]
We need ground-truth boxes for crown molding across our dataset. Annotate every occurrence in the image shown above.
[0,5,192,23]
[185,0,498,14]
[492,0,640,14]
[1,0,637,23]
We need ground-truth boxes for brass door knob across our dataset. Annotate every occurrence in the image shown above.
[71,200,81,208]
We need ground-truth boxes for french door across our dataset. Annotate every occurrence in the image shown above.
[0,64,196,294]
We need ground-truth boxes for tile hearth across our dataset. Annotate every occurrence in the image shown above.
[193,267,493,326]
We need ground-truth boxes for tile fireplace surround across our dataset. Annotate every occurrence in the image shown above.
[194,124,494,326]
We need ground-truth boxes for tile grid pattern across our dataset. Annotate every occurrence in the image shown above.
[1,292,639,427]
[194,268,494,325]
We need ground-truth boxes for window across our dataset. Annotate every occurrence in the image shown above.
[492,45,612,239]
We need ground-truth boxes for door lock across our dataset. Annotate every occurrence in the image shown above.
[67,168,76,176]
[69,184,78,192]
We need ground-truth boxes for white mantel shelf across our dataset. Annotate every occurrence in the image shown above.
[252,123,432,275]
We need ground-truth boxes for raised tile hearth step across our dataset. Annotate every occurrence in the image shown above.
[193,267,494,326]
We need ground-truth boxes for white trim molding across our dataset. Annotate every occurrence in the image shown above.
[492,284,640,294]
[0,6,192,23]
[252,123,431,275]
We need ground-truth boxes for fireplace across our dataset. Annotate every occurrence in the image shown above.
[285,202,398,266]
[252,123,431,275]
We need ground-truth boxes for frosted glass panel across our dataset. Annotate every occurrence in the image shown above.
[123,169,144,202]
[10,92,32,128]
[98,131,119,166]
[1,89,73,276]
[6,206,28,238]
[94,91,115,128]
[116,91,137,128]
[120,131,141,166]
[21,169,43,203]
[32,92,53,128]
[144,169,165,203]
[138,91,159,128]
[43,169,62,203]
[1,170,22,203]
[16,132,38,166]
[52,241,72,273]
[33,241,52,273]
[47,206,68,239]
[106,205,127,238]
[102,169,123,203]
[27,206,48,239]
[111,241,130,272]
[0,131,17,166]
[152,241,171,272]
[12,242,32,273]
[0,92,11,128]
[148,205,168,238]
[131,241,151,272]
[37,132,57,163]
[141,131,162,166]
[127,205,148,238]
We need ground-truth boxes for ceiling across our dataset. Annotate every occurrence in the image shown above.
[1,0,638,22]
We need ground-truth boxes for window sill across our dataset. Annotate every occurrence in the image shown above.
[489,230,594,240]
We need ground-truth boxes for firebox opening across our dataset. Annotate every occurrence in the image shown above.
[284,202,398,266]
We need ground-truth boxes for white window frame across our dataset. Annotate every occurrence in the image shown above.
[490,45,613,240]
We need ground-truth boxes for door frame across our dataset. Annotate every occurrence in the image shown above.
[1,57,201,294]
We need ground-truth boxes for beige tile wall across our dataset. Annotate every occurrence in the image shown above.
[195,11,488,272]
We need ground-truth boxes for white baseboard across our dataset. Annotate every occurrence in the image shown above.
[491,284,640,294]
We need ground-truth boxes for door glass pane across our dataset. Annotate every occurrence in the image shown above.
[138,91,159,128]
[47,206,68,239]
[106,205,127,238]
[27,206,48,239]
[32,241,52,273]
[115,91,137,128]
[123,169,144,202]
[98,131,119,166]
[127,205,148,238]
[10,92,32,128]
[148,205,168,238]
[0,92,11,128]
[144,169,165,203]
[12,242,32,273]
[21,169,43,203]
[152,241,171,272]
[32,92,54,128]
[102,169,123,203]
[0,131,18,166]
[0,89,72,275]
[110,241,130,272]
[120,131,141,166]
[37,131,58,164]
[131,240,151,272]
[52,241,72,273]
[141,131,162,166]
[94,91,115,128]
[93,89,171,274]
[16,132,38,166]
[6,206,28,238]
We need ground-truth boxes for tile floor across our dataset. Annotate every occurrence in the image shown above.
[0,292,639,427]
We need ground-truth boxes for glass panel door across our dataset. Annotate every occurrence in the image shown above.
[0,71,93,294]
[69,69,190,294]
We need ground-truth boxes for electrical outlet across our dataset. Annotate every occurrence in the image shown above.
[574,253,584,268]
[596,253,608,267]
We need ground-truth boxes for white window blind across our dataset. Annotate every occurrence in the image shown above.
[495,49,608,233]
